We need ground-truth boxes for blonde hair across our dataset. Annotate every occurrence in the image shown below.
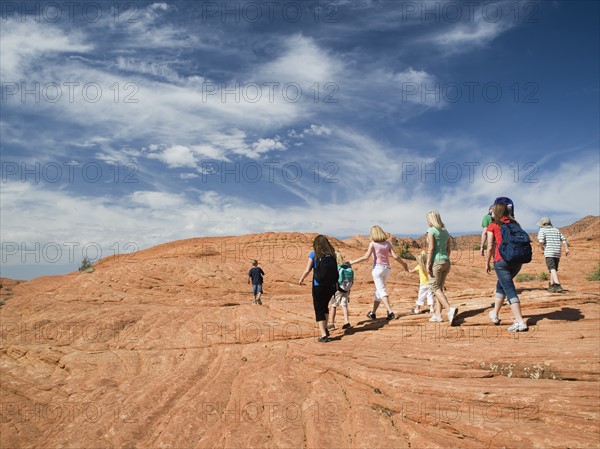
[426,210,445,230]
[416,251,427,273]
[370,225,388,242]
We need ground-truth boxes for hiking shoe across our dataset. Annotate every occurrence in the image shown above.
[554,284,564,293]
[342,323,351,330]
[325,327,330,337]
[429,314,442,322]
[447,307,458,326]
[256,298,262,305]
[488,310,500,325]
[386,312,395,320]
[327,324,335,330]
[548,283,558,293]
[317,336,330,343]
[507,321,528,333]
[367,311,376,320]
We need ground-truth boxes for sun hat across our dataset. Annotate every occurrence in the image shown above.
[537,217,552,227]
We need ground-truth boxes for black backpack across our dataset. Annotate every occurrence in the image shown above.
[499,222,532,264]
[314,255,338,287]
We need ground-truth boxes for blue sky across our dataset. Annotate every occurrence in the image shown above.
[1,0,599,279]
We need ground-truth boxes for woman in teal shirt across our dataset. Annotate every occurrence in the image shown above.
[426,210,458,325]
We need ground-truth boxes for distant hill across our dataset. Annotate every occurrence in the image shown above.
[557,215,600,241]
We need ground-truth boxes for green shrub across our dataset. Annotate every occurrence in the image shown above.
[397,242,416,260]
[539,271,549,281]
[516,273,538,282]
[587,263,600,281]
[78,257,93,272]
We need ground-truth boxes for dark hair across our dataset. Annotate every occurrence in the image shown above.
[313,235,335,259]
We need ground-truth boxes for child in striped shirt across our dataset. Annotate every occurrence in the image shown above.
[537,217,570,293]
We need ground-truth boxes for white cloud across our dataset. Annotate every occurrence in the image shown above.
[130,191,185,209]
[250,138,286,156]
[256,34,343,85]
[2,153,597,279]
[0,21,93,78]
[423,3,517,54]
[147,145,197,168]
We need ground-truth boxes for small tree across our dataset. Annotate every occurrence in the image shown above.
[79,257,93,272]
[398,242,416,260]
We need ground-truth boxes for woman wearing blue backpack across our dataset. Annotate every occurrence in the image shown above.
[486,199,528,332]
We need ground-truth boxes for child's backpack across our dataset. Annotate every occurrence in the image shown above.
[499,222,532,264]
[337,264,354,293]
[314,254,339,287]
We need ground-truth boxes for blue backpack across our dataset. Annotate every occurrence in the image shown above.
[499,222,532,264]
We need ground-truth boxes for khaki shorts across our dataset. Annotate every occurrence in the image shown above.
[330,290,349,308]
[429,259,451,292]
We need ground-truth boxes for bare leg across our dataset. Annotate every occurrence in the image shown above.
[550,269,560,285]
[493,297,503,316]
[509,302,524,323]
[329,307,337,325]
[433,289,451,310]
[380,295,393,314]
[434,298,441,315]
[341,305,350,324]
[372,300,381,313]
[318,316,329,337]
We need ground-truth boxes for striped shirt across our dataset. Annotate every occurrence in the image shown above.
[537,226,567,258]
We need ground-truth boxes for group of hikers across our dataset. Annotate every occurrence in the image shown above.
[248,196,571,343]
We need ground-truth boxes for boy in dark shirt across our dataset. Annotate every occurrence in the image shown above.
[248,260,265,305]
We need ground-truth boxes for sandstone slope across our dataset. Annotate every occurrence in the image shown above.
[1,220,599,449]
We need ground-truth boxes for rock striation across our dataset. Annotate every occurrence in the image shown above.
[1,219,599,448]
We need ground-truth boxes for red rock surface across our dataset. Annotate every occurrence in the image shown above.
[1,219,599,448]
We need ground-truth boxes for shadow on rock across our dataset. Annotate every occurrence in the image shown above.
[527,307,585,325]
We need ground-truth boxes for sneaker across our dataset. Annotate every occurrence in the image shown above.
[488,310,500,325]
[327,324,336,330]
[548,283,558,293]
[325,327,330,337]
[412,307,421,314]
[386,312,395,321]
[342,323,351,330]
[507,321,528,333]
[367,311,376,320]
[429,314,442,322]
[256,298,262,305]
[554,284,564,293]
[317,336,330,343]
[447,307,458,326]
